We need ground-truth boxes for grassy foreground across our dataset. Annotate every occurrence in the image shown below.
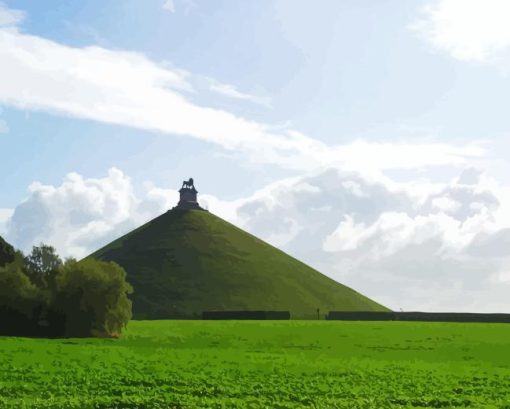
[1,321,510,408]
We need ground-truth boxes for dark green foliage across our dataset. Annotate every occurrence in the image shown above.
[202,310,290,319]
[0,242,133,338]
[53,259,133,337]
[327,311,510,323]
[394,311,510,323]
[90,209,388,319]
[24,244,63,289]
[327,311,397,320]
[0,235,15,268]
[0,262,46,336]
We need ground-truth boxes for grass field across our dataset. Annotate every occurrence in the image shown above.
[1,321,510,408]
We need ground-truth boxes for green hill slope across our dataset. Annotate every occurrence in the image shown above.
[89,209,388,319]
[0,235,16,268]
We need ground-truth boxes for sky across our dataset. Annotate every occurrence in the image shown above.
[1,0,510,312]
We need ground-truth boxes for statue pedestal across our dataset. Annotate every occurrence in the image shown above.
[173,182,206,211]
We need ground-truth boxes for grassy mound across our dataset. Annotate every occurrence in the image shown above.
[89,209,387,319]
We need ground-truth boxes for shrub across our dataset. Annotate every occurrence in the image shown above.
[53,258,133,337]
[24,244,63,289]
[0,262,46,336]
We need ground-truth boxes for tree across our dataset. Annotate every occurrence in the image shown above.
[0,235,15,268]
[0,241,133,338]
[53,258,133,337]
[24,244,63,288]
[0,262,46,336]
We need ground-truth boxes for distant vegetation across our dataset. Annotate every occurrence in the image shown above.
[202,310,291,320]
[327,311,510,323]
[0,237,132,338]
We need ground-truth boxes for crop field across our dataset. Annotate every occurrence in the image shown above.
[1,321,510,408]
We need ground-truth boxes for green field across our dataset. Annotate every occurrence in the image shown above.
[1,321,510,408]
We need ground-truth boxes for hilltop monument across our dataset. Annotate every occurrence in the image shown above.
[175,178,205,210]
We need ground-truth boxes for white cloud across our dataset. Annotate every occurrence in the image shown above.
[413,0,510,63]
[0,208,13,235]
[431,197,461,213]
[0,14,301,165]
[0,4,487,173]
[162,0,196,15]
[0,3,24,28]
[497,271,510,283]
[4,168,237,259]
[208,80,271,107]
[323,215,369,252]
[162,0,176,13]
[234,168,510,312]
[6,168,140,258]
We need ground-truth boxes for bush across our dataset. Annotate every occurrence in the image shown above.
[24,244,63,289]
[0,262,46,336]
[0,241,133,338]
[53,258,133,337]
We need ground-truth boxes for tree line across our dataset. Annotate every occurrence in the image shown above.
[0,236,132,338]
